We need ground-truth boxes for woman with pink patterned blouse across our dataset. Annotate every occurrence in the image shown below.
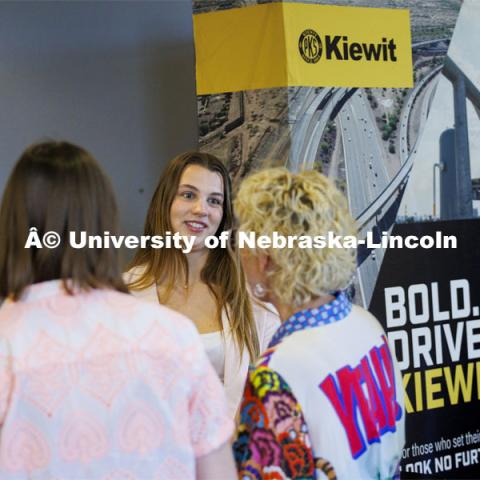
[0,141,236,479]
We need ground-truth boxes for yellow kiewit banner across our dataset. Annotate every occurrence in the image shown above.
[193,2,413,94]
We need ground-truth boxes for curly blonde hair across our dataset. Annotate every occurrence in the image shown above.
[234,168,357,308]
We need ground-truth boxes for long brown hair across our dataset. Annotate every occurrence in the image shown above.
[128,151,259,360]
[0,141,127,300]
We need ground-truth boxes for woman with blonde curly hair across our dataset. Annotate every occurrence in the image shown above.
[233,168,405,479]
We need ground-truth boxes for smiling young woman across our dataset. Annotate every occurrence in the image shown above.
[126,151,279,416]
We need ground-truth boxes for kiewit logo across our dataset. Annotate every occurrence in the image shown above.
[299,30,398,63]
[298,29,322,64]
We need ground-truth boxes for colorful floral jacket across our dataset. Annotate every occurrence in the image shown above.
[233,293,405,479]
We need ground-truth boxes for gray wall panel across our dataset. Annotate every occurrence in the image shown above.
[0,1,198,262]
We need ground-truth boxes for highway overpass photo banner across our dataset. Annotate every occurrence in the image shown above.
[192,0,478,478]
[193,2,413,94]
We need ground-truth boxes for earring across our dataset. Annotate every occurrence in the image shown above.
[253,282,267,299]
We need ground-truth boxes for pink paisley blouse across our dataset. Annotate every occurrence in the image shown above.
[0,280,233,479]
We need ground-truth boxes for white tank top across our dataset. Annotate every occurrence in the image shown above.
[200,331,225,383]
